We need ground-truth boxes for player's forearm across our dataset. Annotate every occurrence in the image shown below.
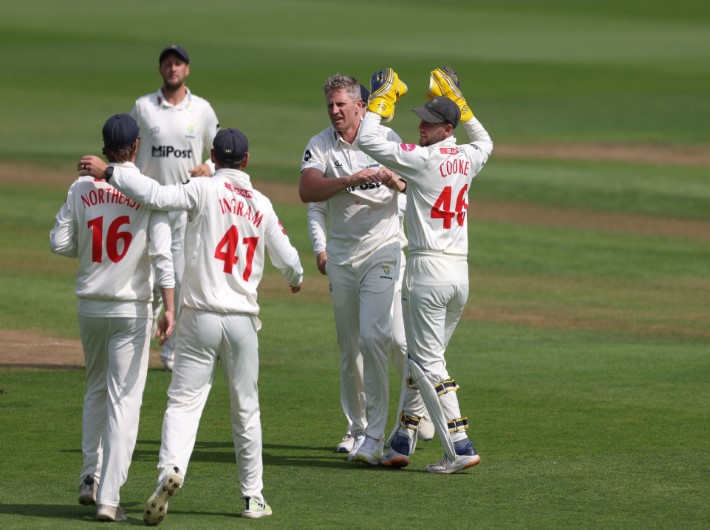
[306,202,327,254]
[112,168,192,211]
[299,172,360,203]
[358,113,419,178]
[49,204,78,257]
[266,222,304,287]
[160,287,175,315]
[462,118,493,159]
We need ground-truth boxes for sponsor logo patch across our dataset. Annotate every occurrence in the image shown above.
[440,147,459,155]
[151,145,193,158]
[400,143,416,151]
[224,182,253,198]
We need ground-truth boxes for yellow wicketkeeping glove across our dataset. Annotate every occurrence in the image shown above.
[428,66,474,122]
[368,68,408,124]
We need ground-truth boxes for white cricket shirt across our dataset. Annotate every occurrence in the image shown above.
[131,88,220,184]
[49,162,174,318]
[109,167,303,316]
[358,113,493,258]
[301,123,402,266]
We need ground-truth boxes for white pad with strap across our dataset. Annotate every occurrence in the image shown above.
[409,360,456,460]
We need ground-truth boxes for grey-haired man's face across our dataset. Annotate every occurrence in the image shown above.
[326,89,362,133]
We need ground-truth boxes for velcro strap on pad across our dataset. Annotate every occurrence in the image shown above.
[447,417,469,432]
[399,412,421,430]
[435,380,459,396]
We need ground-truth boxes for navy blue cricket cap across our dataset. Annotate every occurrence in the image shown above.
[412,96,460,128]
[213,128,249,163]
[359,84,370,102]
[159,44,189,64]
[102,114,139,149]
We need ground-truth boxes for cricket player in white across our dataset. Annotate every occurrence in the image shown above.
[307,181,435,451]
[51,114,175,522]
[300,74,408,466]
[79,127,303,522]
[131,44,220,371]
[358,67,493,473]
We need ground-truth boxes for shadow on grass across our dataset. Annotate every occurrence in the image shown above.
[0,503,240,525]
[63,440,433,472]
[125,439,405,470]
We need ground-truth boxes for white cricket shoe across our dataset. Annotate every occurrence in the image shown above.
[97,504,127,522]
[347,432,366,462]
[336,433,354,453]
[418,413,435,441]
[426,439,481,474]
[162,358,174,372]
[352,435,384,466]
[144,468,182,526]
[242,497,272,518]
[78,475,98,506]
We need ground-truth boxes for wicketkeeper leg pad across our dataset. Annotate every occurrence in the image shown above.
[399,412,422,431]
[408,360,456,460]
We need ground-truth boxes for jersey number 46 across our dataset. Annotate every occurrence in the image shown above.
[431,184,468,229]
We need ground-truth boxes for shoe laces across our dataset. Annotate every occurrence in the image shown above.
[361,436,380,452]
[245,497,268,510]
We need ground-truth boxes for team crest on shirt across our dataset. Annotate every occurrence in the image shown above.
[380,265,393,280]
[400,143,416,151]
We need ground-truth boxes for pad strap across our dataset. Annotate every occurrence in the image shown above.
[447,417,469,433]
[435,380,460,396]
[399,413,421,431]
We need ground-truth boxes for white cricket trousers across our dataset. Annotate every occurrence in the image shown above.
[326,241,398,441]
[401,254,469,442]
[78,315,151,507]
[156,307,265,503]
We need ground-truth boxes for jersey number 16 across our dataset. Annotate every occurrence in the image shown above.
[87,215,132,263]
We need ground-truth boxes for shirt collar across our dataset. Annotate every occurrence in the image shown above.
[156,87,192,110]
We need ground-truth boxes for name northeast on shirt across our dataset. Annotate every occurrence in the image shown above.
[80,186,141,211]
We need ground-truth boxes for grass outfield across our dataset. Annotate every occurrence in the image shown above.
[1,0,710,528]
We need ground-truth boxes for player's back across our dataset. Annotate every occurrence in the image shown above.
[180,169,285,315]
[407,143,475,257]
[55,174,155,304]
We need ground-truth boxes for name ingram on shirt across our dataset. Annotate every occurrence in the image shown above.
[219,183,263,227]
[152,145,193,159]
